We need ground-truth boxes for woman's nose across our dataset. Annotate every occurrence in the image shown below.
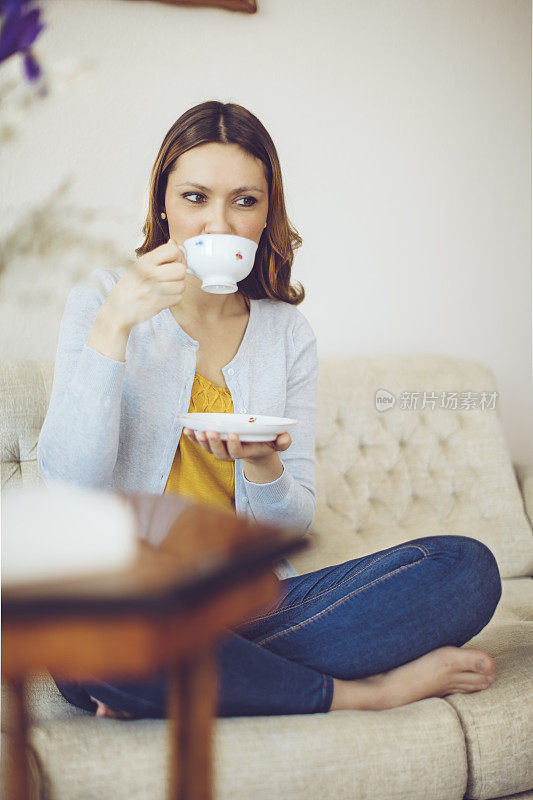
[203,203,233,234]
[204,222,232,235]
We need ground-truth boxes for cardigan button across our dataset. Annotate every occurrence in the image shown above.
[227,368,235,375]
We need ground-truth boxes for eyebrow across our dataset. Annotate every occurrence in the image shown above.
[175,182,265,194]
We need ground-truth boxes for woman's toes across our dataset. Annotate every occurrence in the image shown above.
[462,673,490,689]
[114,708,137,719]
[89,695,135,719]
[475,656,494,676]
[90,697,113,718]
[447,671,493,694]
[462,648,494,677]
[451,682,489,694]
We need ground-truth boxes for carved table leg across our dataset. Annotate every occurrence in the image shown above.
[167,646,217,800]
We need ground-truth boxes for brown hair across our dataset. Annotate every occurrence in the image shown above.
[135,100,305,305]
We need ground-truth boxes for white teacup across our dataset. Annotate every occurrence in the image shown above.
[178,234,258,294]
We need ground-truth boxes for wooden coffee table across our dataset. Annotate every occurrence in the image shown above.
[2,492,309,800]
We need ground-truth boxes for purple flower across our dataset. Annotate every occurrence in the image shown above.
[0,0,45,82]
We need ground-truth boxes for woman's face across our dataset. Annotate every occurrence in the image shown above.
[163,142,269,246]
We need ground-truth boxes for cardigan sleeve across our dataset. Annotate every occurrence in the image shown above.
[37,271,127,489]
[242,311,318,533]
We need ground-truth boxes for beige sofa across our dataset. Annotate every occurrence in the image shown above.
[2,354,532,800]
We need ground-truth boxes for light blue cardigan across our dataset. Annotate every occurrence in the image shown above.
[37,268,318,579]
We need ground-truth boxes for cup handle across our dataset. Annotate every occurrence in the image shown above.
[178,244,197,278]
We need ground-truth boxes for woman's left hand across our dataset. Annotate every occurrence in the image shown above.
[183,428,292,463]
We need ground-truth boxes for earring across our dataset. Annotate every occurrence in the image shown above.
[161,212,167,220]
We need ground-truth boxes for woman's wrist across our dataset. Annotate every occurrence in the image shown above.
[242,452,284,484]
[87,303,132,362]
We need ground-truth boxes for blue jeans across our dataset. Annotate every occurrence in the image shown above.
[54,534,502,718]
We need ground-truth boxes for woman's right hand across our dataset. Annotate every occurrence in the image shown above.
[103,239,188,332]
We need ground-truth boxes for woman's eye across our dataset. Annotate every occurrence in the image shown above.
[182,193,257,207]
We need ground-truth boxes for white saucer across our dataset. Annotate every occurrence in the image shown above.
[177,413,298,442]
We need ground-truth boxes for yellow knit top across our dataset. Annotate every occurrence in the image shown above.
[164,371,235,513]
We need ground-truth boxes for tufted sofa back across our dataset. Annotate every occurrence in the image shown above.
[1,357,532,579]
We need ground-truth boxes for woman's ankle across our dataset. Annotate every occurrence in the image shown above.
[329,678,347,711]
[329,675,386,712]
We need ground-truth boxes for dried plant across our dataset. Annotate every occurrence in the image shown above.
[0,14,135,357]
[0,175,134,306]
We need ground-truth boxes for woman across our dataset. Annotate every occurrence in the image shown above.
[38,100,501,719]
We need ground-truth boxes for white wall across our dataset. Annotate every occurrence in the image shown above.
[1,0,531,462]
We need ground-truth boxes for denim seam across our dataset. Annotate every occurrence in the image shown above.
[255,557,426,647]
[244,544,429,627]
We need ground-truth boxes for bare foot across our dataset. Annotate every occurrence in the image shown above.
[330,646,495,711]
[89,696,138,720]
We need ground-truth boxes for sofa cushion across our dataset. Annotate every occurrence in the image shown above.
[2,578,530,800]
[293,356,533,579]
[443,578,533,800]
[22,698,466,800]
[515,463,533,532]
[2,674,89,730]
[445,642,533,800]
[0,359,51,489]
